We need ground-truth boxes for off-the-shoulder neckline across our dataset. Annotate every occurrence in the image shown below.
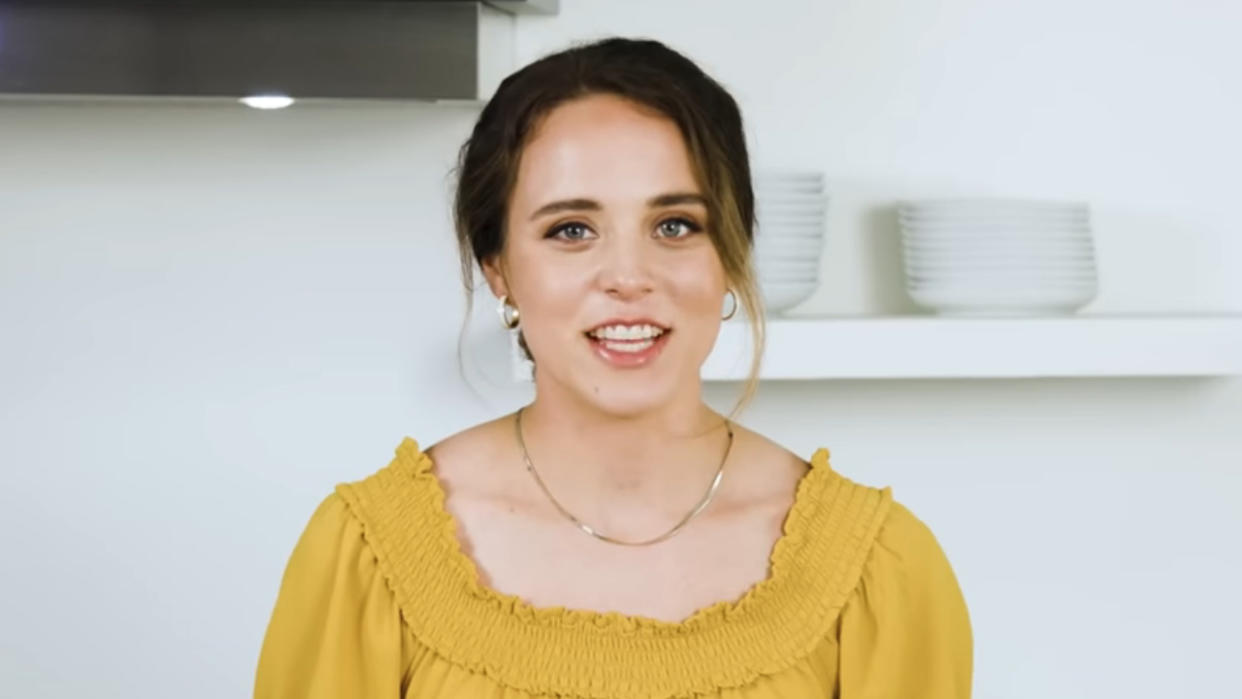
[330,435,894,697]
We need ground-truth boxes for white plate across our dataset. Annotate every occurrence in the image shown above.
[903,220,1091,227]
[901,221,1091,232]
[904,247,1096,257]
[901,213,1090,223]
[906,259,1098,270]
[901,209,1089,220]
[899,197,1088,210]
[903,224,1091,236]
[907,269,1098,279]
[906,265,1098,275]
[900,211,1088,221]
[903,246,1096,257]
[903,239,1094,250]
[902,237,1093,248]
[905,260,1097,271]
[907,280,1098,293]
[904,247,1095,257]
[907,273,1097,284]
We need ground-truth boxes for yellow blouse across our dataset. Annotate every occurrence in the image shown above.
[254,437,973,698]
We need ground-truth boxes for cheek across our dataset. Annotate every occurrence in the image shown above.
[511,258,591,329]
[663,256,728,311]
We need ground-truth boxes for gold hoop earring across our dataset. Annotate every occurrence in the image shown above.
[722,289,738,321]
[497,294,521,329]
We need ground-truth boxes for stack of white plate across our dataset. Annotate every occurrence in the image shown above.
[753,172,826,314]
[899,198,1099,316]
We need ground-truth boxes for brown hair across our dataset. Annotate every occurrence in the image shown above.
[452,37,765,419]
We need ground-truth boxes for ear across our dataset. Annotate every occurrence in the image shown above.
[479,254,509,299]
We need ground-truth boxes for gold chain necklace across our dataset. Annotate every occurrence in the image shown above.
[513,406,733,547]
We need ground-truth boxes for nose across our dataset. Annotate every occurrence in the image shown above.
[598,228,655,300]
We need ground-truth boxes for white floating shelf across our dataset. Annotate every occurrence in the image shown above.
[510,314,1242,381]
[701,313,1242,380]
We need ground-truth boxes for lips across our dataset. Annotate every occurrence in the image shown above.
[585,325,672,367]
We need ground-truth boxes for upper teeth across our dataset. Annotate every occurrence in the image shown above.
[590,324,665,340]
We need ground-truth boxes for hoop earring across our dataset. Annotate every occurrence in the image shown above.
[722,289,738,321]
[497,294,521,329]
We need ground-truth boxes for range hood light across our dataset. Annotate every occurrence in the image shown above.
[239,95,295,110]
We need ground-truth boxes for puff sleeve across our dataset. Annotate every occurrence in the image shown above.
[837,499,974,698]
[254,492,412,698]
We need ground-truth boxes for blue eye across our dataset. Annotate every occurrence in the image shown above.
[658,217,703,238]
[546,222,594,241]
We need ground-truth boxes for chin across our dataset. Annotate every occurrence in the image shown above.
[574,373,682,418]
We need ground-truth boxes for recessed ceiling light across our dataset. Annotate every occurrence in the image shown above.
[239,95,295,110]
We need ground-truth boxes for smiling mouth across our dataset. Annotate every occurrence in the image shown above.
[583,323,671,354]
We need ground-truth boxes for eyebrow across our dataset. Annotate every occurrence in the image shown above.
[528,192,708,221]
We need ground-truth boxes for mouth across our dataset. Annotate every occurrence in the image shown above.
[583,321,672,368]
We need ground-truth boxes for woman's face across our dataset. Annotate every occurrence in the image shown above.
[482,93,729,416]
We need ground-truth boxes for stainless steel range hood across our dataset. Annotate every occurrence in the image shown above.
[0,1,558,102]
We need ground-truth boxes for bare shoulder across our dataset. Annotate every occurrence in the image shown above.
[718,422,813,508]
[422,414,522,498]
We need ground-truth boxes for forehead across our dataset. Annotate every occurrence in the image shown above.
[513,94,700,206]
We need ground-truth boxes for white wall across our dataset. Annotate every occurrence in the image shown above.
[1,1,1238,697]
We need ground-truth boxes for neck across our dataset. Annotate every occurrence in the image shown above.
[514,391,733,517]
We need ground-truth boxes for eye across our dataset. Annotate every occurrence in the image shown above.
[657,217,703,239]
[545,221,596,242]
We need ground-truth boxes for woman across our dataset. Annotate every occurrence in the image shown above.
[254,37,972,698]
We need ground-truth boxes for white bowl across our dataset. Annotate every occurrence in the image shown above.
[755,173,824,185]
[756,233,825,244]
[756,262,821,275]
[755,235,825,247]
[759,218,826,230]
[758,208,827,220]
[907,283,1097,316]
[757,217,826,228]
[757,192,827,203]
[757,268,820,280]
[756,252,822,263]
[759,280,818,313]
[755,252,824,264]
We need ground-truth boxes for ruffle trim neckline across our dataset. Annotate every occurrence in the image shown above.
[333,436,893,699]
